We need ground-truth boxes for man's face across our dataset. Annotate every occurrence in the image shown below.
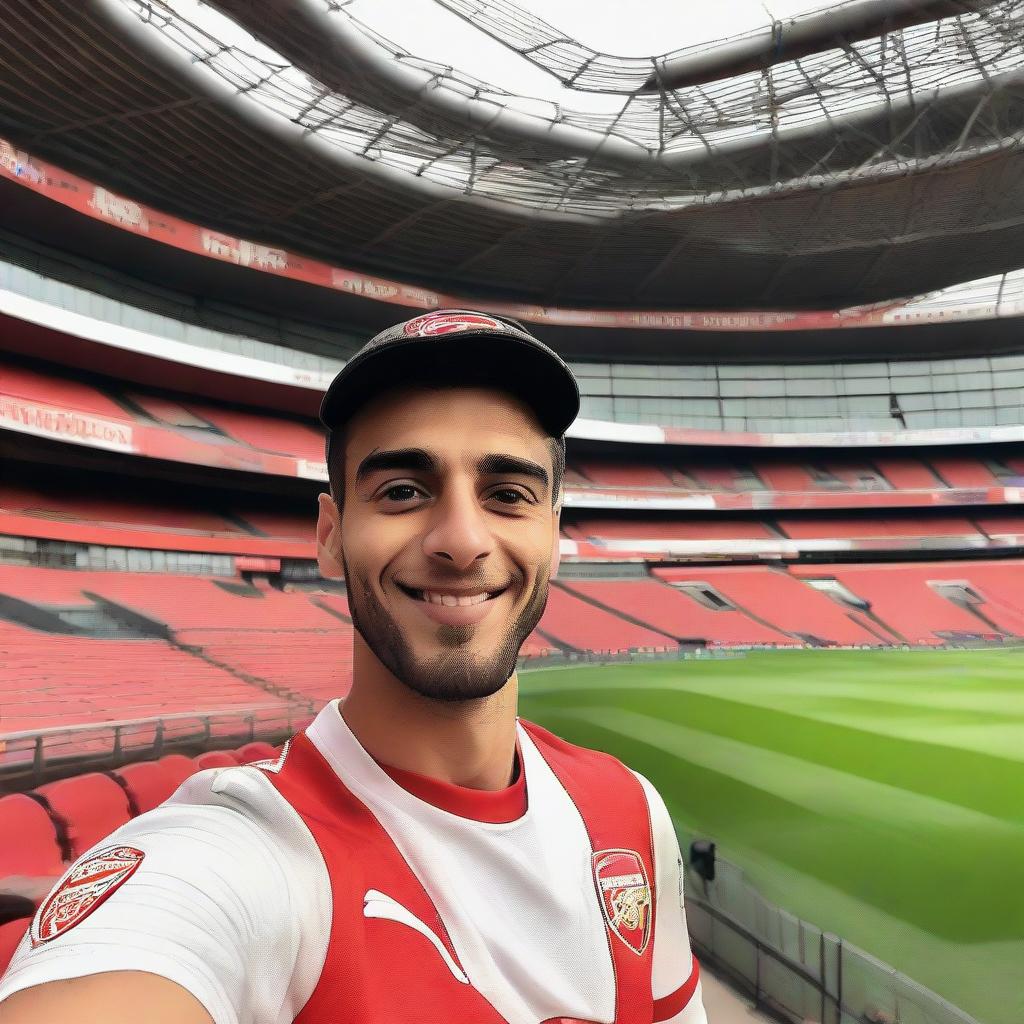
[317,385,560,703]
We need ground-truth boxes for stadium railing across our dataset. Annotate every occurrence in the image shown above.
[679,837,982,1024]
[0,702,314,793]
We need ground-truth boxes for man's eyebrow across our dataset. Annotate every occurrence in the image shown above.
[355,448,438,485]
[354,448,549,491]
[477,453,549,490]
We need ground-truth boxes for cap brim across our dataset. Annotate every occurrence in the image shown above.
[319,331,579,438]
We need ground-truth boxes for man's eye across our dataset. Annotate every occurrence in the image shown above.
[383,484,422,502]
[491,488,528,505]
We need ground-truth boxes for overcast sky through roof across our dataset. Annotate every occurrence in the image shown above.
[351,0,828,104]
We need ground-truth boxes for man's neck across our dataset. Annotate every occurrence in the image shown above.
[340,639,520,792]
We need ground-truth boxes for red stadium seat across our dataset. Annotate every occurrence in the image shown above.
[194,750,240,770]
[34,773,133,860]
[158,754,198,789]
[236,741,278,763]
[0,794,66,880]
[111,761,180,815]
[0,917,31,976]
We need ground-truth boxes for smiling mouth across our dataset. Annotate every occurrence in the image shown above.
[396,582,508,607]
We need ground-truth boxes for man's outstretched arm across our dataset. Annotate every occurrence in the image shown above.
[0,971,214,1024]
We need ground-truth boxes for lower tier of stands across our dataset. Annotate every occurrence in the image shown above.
[1,558,1021,739]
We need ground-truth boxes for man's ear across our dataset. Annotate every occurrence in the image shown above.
[549,498,562,581]
[316,491,345,579]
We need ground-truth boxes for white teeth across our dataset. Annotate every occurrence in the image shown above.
[417,590,490,606]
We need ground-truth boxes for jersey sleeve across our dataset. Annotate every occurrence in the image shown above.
[632,771,708,1024]
[0,764,329,1024]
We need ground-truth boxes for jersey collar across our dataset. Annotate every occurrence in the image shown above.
[374,741,527,824]
[308,699,529,824]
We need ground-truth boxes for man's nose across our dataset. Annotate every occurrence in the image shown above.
[422,482,493,571]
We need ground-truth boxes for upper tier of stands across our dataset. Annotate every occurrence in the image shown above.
[4,462,1023,567]
[5,153,1024,435]
[3,354,1023,517]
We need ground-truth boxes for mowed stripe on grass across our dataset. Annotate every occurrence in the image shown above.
[518,649,1024,1024]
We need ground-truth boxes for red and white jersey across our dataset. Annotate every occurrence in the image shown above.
[0,700,706,1024]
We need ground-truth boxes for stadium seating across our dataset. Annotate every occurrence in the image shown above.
[0,794,65,881]
[183,401,325,460]
[561,579,789,646]
[928,458,997,487]
[776,517,980,539]
[975,515,1024,537]
[568,518,775,541]
[0,741,296,983]
[539,585,678,653]
[574,463,677,488]
[873,458,941,489]
[685,465,761,491]
[159,754,200,789]
[0,359,127,419]
[195,750,242,769]
[652,566,880,646]
[179,629,352,704]
[33,773,133,860]
[236,741,279,763]
[9,355,1024,512]
[239,510,316,540]
[750,462,817,492]
[791,560,1024,643]
[0,481,242,536]
[112,761,186,816]
[0,621,277,738]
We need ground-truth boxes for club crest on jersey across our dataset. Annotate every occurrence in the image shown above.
[592,849,651,956]
[30,844,145,947]
[403,311,503,337]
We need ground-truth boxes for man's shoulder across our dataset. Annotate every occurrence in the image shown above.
[520,718,671,822]
[520,717,645,796]
[0,763,330,1021]
[78,760,319,881]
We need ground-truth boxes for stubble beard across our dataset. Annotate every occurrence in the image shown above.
[342,553,549,703]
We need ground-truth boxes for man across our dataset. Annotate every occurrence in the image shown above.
[0,310,707,1023]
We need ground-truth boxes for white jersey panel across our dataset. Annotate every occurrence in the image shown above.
[0,764,332,1024]
[632,770,708,1023]
[306,706,617,1024]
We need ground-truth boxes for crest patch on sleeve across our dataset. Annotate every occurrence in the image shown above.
[31,844,145,947]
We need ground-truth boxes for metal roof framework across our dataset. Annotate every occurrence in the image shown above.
[0,0,1023,311]
[143,0,1024,212]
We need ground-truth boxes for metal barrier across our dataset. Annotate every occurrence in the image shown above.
[0,702,314,793]
[680,838,982,1024]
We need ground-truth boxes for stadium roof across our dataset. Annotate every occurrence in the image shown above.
[1,0,1024,312]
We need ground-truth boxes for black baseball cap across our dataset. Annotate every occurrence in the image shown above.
[319,310,580,461]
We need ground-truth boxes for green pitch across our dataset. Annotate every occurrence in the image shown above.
[518,649,1024,1024]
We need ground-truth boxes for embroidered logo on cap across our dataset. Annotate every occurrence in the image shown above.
[31,844,145,947]
[403,311,504,337]
[592,848,652,956]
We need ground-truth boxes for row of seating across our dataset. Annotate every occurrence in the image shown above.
[2,561,1022,748]
[568,514,1024,542]
[6,474,1024,567]
[3,356,1024,494]
[0,741,284,972]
